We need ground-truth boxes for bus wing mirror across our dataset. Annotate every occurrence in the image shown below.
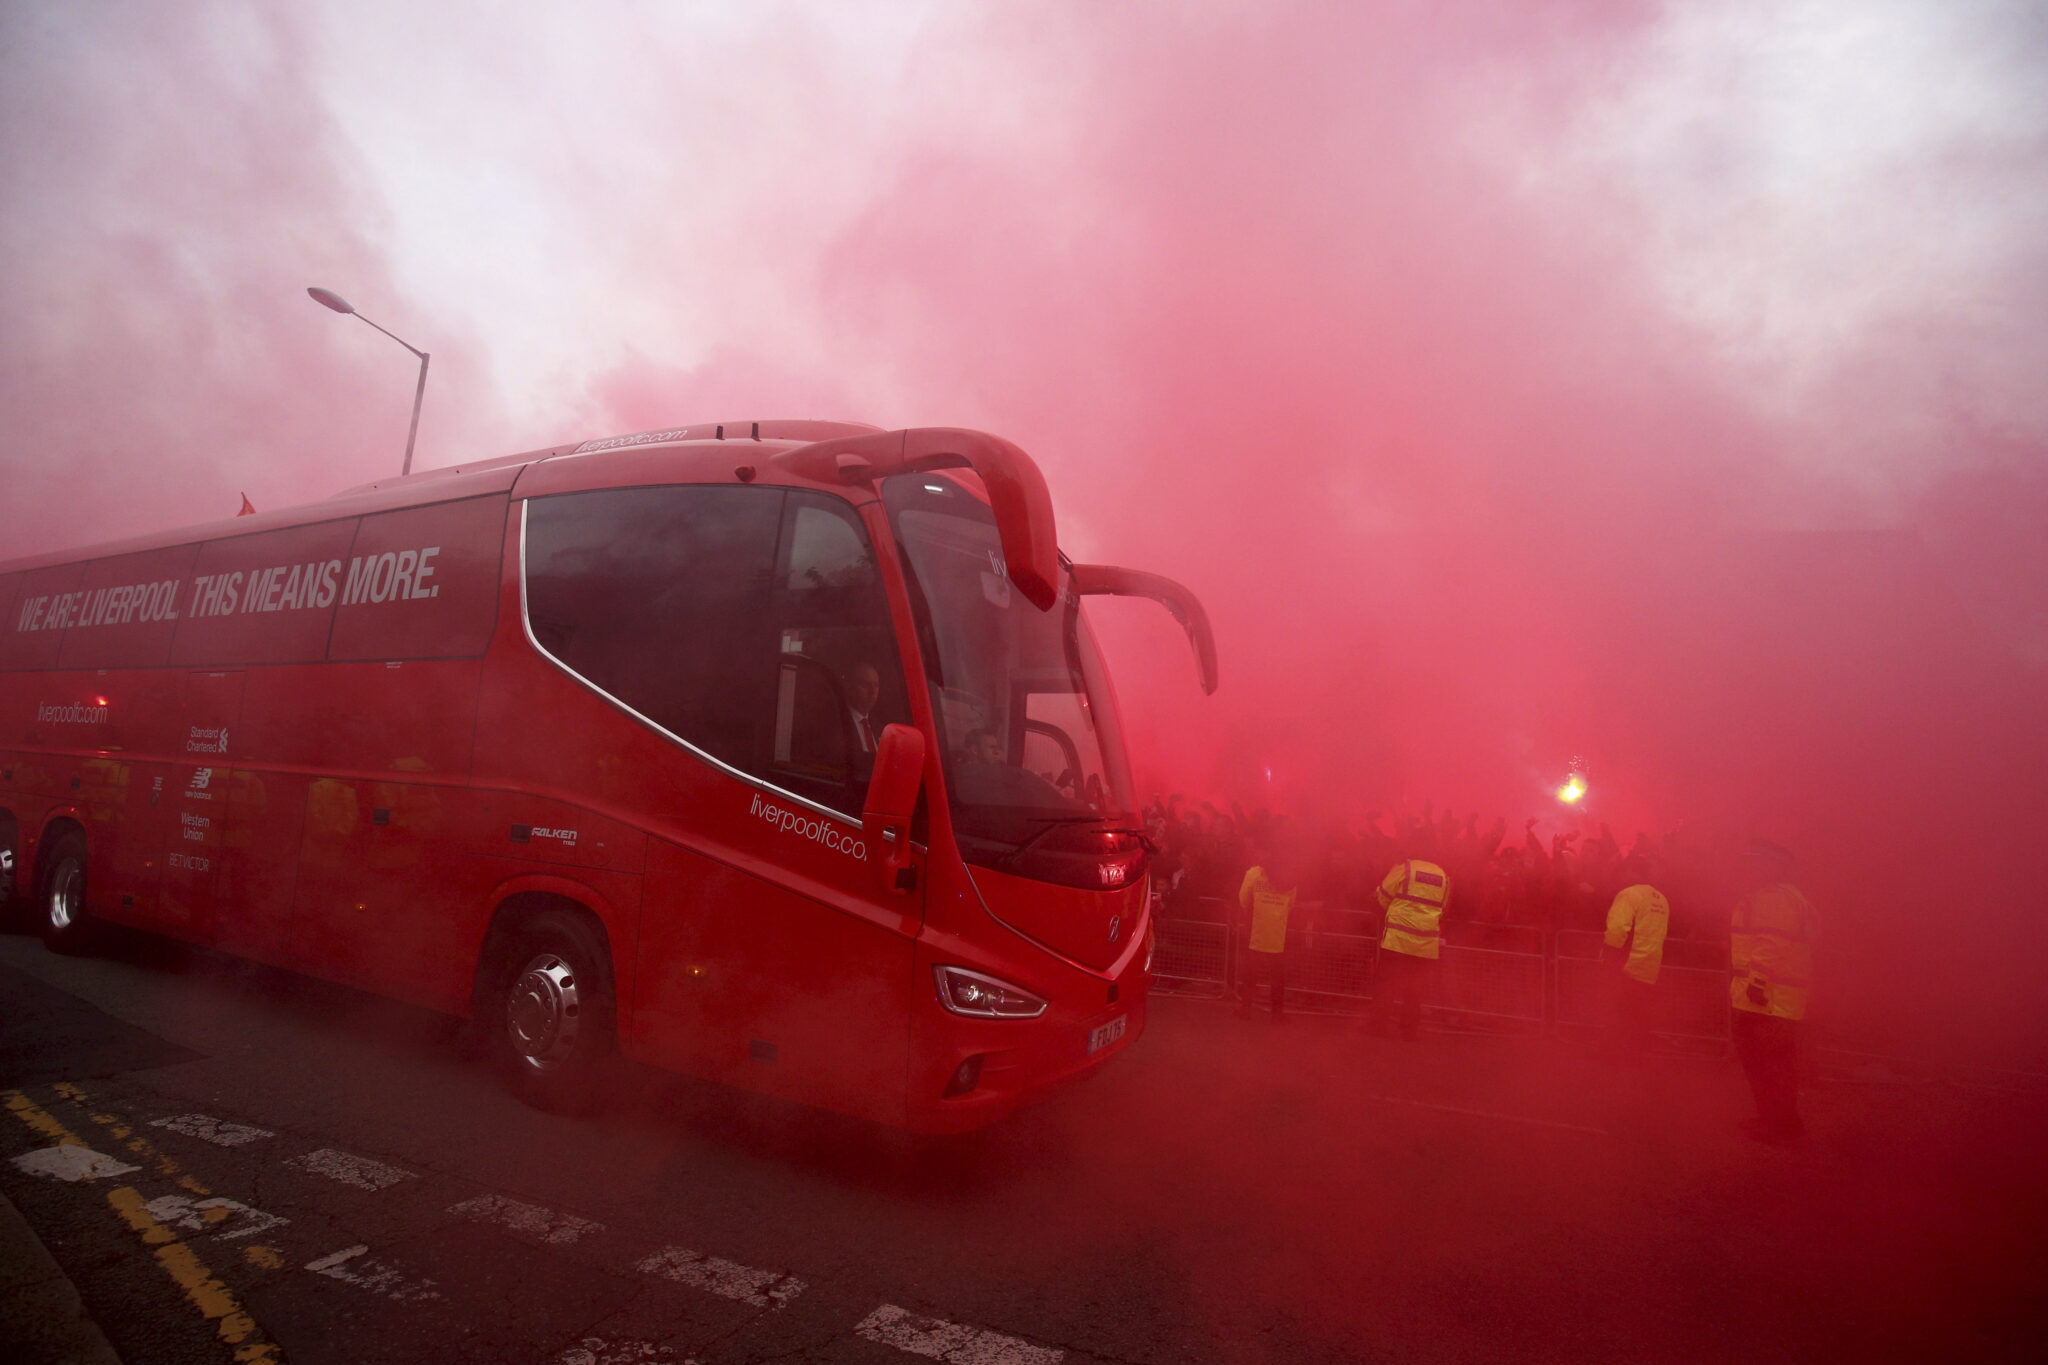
[863,723,926,892]
[774,427,1061,612]
[1070,564,1219,695]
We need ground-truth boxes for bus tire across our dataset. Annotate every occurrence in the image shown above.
[0,814,20,932]
[38,831,96,955]
[487,909,617,1115]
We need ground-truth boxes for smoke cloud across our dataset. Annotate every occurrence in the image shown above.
[4,1,2045,1058]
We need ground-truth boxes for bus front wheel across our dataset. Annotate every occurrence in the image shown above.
[39,832,95,955]
[489,910,617,1115]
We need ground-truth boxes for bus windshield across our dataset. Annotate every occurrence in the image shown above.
[882,475,1137,866]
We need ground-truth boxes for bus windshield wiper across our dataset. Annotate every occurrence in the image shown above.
[997,814,1103,865]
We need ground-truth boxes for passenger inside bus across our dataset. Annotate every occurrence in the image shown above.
[959,727,1003,767]
[847,661,883,759]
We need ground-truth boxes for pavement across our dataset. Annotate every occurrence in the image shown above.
[1,1183,122,1365]
[6,924,2048,1364]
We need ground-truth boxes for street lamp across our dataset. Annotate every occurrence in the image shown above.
[307,287,430,478]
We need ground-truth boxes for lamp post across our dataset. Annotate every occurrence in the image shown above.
[307,287,430,477]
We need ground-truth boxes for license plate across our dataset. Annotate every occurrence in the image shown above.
[1086,1014,1127,1055]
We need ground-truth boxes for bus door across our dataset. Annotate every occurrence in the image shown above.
[519,483,924,1119]
[152,669,244,941]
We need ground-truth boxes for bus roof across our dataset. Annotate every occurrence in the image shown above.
[0,420,889,574]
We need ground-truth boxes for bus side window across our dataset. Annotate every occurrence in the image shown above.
[767,494,910,812]
[525,486,783,774]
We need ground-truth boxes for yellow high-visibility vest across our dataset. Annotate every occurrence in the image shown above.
[1377,859,1448,960]
[1239,866,1295,955]
[1731,883,1815,1020]
[1605,883,1670,985]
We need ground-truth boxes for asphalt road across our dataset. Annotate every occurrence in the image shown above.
[3,925,2045,1365]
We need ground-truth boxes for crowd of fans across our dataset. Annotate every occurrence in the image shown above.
[1142,793,1745,943]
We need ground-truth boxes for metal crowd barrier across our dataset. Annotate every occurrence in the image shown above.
[1434,945,1549,1028]
[1285,930,1379,1003]
[1150,900,1732,1038]
[1553,930,1731,1044]
[1150,917,1230,997]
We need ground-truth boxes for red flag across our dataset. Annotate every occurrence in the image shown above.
[237,493,255,517]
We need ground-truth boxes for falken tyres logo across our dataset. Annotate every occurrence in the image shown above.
[748,792,867,862]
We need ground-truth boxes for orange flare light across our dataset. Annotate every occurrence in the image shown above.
[1557,775,1587,804]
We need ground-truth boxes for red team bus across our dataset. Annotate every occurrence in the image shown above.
[0,423,1215,1131]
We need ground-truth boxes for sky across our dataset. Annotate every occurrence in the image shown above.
[3,0,2046,1054]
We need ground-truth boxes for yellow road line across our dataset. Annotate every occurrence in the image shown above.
[4,1087,279,1364]
[85,1107,211,1195]
[4,1088,79,1144]
[108,1188,279,1363]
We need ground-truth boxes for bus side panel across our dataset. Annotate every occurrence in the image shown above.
[217,755,306,966]
[0,563,84,672]
[268,495,509,1011]
[284,658,486,1011]
[635,837,914,1127]
[76,664,185,926]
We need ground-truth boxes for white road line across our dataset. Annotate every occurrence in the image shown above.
[11,1144,141,1182]
[287,1147,416,1191]
[1366,1094,1611,1135]
[448,1193,605,1246]
[854,1304,1064,1365]
[635,1245,805,1308]
[142,1194,288,1241]
[304,1244,441,1301]
[148,1113,274,1147]
[556,1338,687,1365]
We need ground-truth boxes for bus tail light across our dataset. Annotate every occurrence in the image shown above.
[933,965,1048,1019]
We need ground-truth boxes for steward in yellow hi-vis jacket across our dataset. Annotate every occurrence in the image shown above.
[1372,859,1448,1040]
[1237,860,1297,1020]
[1606,881,1670,985]
[1730,842,1816,1143]
[1602,862,1669,1051]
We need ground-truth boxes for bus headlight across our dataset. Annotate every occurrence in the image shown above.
[933,965,1048,1019]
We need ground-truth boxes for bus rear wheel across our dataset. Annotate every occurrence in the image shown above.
[39,832,95,955]
[489,910,617,1115]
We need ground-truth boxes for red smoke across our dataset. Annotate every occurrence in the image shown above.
[4,3,2045,1060]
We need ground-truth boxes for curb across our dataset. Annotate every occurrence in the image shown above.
[0,1182,123,1365]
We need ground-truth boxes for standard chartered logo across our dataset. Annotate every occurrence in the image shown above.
[748,792,867,862]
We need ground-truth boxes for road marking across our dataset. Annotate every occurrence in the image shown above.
[150,1113,275,1147]
[448,1192,605,1245]
[1365,1093,1611,1136]
[144,1194,288,1241]
[108,1187,281,1362]
[3,1091,280,1364]
[4,1088,77,1143]
[305,1244,442,1301]
[854,1304,1064,1365]
[636,1245,806,1308]
[289,1147,416,1190]
[246,1245,286,1270]
[12,1143,142,1182]
[556,1338,686,1365]
[82,1108,212,1194]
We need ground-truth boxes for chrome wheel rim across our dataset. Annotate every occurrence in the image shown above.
[48,860,82,932]
[506,953,580,1071]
